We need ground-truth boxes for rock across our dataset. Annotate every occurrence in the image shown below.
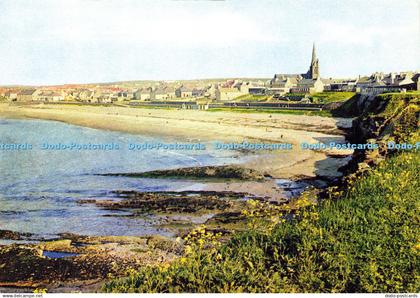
[99,165,266,181]
[41,240,72,251]
[0,229,33,240]
[146,235,182,254]
[93,190,250,214]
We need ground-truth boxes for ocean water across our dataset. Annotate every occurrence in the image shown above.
[0,118,242,238]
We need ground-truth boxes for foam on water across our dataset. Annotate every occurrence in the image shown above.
[0,118,242,238]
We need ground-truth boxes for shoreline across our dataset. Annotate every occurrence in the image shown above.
[0,102,354,292]
[0,102,352,179]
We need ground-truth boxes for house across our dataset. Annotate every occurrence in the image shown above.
[391,72,416,88]
[141,88,152,101]
[17,89,36,101]
[3,90,18,101]
[133,89,142,100]
[78,90,94,102]
[203,84,217,100]
[176,86,193,98]
[117,90,129,100]
[290,78,324,94]
[215,87,243,101]
[165,87,176,99]
[270,75,299,94]
[36,90,64,102]
[248,87,266,95]
[151,87,167,100]
[412,73,420,90]
[150,86,176,100]
[356,71,419,94]
[192,88,205,98]
[324,78,358,92]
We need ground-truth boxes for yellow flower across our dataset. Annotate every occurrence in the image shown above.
[184,245,192,254]
[33,288,47,294]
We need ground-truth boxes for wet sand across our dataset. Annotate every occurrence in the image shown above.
[0,102,354,292]
[0,103,353,179]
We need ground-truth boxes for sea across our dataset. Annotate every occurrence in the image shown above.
[0,118,244,240]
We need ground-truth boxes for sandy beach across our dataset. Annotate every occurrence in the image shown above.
[0,102,352,179]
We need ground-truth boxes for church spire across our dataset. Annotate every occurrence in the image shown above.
[311,42,317,65]
[304,42,320,79]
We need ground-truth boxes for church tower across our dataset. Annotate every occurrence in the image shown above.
[305,43,320,79]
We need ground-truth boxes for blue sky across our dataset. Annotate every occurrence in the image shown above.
[0,0,419,85]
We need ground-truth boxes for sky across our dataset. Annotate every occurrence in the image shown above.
[0,0,419,85]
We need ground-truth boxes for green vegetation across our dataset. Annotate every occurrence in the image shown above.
[235,94,271,101]
[207,107,331,117]
[104,146,419,293]
[287,92,307,97]
[376,92,420,118]
[104,92,419,293]
[332,91,420,118]
[310,92,356,104]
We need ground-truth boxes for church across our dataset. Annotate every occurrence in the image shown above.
[270,44,324,94]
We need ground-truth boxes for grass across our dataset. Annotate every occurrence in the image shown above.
[235,94,270,101]
[287,92,307,97]
[310,92,356,104]
[104,92,419,293]
[104,145,419,293]
[207,107,332,117]
[376,92,420,118]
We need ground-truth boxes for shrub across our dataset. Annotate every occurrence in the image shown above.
[104,149,419,293]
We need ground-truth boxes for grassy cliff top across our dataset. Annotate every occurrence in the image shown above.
[104,148,419,293]
[104,91,419,293]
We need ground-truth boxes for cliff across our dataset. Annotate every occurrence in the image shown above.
[339,91,419,175]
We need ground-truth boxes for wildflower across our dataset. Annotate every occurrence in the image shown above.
[184,245,192,254]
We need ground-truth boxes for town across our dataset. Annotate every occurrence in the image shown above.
[1,44,419,111]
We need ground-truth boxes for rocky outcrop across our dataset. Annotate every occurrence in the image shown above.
[0,230,33,241]
[338,92,419,177]
[99,165,267,181]
[78,190,257,214]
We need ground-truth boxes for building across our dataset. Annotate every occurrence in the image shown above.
[248,87,266,95]
[176,86,193,98]
[303,43,320,79]
[323,78,358,92]
[215,87,244,101]
[269,75,300,94]
[151,86,176,100]
[192,88,205,97]
[270,43,321,94]
[17,89,36,101]
[36,90,64,102]
[3,90,18,101]
[138,88,152,101]
[356,71,420,94]
[291,78,324,94]
[78,90,95,102]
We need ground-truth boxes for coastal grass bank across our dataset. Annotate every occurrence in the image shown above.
[104,92,420,293]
